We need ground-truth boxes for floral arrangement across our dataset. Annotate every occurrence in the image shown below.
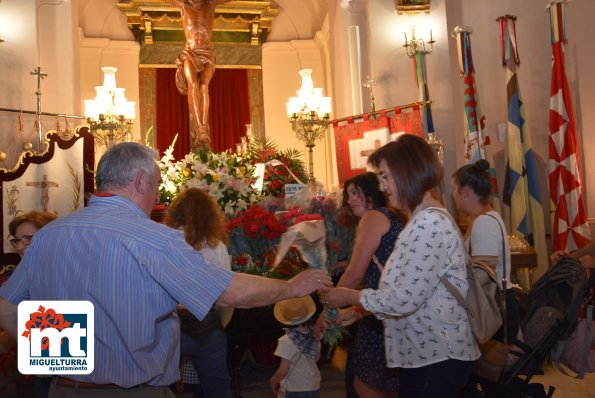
[246,138,308,198]
[158,137,261,216]
[227,204,287,264]
[231,249,306,280]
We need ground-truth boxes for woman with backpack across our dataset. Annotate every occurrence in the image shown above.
[452,159,521,397]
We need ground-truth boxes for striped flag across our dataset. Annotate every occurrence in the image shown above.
[548,1,590,252]
[498,15,548,283]
[453,26,500,212]
[413,51,434,137]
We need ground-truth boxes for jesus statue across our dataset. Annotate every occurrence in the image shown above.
[174,0,229,152]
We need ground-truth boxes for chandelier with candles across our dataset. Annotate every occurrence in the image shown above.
[84,67,136,147]
[285,69,332,182]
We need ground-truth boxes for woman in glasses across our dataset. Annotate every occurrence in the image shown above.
[1,210,57,397]
[8,211,58,258]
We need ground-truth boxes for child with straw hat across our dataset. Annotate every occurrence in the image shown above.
[270,295,321,398]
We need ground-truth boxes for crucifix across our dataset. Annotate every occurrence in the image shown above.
[26,175,59,212]
[360,138,382,157]
[363,76,377,113]
[31,66,47,154]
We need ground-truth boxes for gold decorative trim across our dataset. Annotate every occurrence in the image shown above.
[117,0,280,45]
[0,126,88,173]
[395,0,431,15]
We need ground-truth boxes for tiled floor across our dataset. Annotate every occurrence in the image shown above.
[4,348,591,397]
[174,346,595,398]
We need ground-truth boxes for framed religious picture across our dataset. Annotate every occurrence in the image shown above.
[0,126,95,272]
[332,104,424,185]
[396,0,431,15]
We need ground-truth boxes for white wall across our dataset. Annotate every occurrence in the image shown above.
[0,0,77,166]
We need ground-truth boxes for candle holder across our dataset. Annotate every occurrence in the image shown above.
[426,132,444,164]
[363,76,377,113]
[403,26,435,58]
[285,69,332,183]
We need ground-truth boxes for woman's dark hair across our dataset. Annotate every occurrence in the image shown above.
[165,188,228,250]
[8,211,58,237]
[341,171,387,212]
[368,134,443,212]
[452,159,493,205]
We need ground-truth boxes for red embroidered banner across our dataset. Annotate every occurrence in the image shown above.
[332,104,423,184]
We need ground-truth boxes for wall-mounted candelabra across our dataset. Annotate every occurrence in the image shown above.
[403,27,435,58]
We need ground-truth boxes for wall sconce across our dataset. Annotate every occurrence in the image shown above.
[403,26,435,58]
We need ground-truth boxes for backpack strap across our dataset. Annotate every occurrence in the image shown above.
[423,208,470,309]
[483,212,509,343]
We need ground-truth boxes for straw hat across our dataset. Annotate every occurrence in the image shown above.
[273,296,316,326]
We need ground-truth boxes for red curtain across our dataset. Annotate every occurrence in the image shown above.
[155,68,191,160]
[155,68,250,159]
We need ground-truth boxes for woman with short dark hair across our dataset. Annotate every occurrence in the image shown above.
[324,171,405,398]
[320,134,480,398]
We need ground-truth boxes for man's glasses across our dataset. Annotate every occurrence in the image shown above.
[9,235,33,247]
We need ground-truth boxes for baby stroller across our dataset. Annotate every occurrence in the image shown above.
[480,256,593,398]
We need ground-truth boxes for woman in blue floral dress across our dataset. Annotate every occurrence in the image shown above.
[321,172,405,398]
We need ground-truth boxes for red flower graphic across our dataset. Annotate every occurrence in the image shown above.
[21,306,72,350]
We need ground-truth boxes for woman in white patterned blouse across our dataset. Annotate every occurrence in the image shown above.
[319,134,480,398]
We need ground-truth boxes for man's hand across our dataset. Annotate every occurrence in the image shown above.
[287,269,332,297]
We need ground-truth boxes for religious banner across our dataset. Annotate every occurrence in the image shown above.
[453,26,501,213]
[0,126,95,268]
[498,15,548,283]
[547,1,590,253]
[332,104,424,184]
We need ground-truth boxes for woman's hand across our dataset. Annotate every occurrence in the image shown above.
[551,250,570,264]
[313,310,329,339]
[318,287,360,308]
[331,260,348,276]
[334,307,363,327]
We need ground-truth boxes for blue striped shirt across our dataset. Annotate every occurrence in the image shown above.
[0,195,233,387]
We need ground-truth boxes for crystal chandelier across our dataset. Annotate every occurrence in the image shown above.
[285,69,332,182]
[84,67,136,147]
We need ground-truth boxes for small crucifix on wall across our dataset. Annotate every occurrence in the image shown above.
[26,175,59,212]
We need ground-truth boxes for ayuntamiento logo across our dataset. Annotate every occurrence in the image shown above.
[18,301,94,375]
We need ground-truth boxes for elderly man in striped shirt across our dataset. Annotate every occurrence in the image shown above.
[0,142,331,397]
